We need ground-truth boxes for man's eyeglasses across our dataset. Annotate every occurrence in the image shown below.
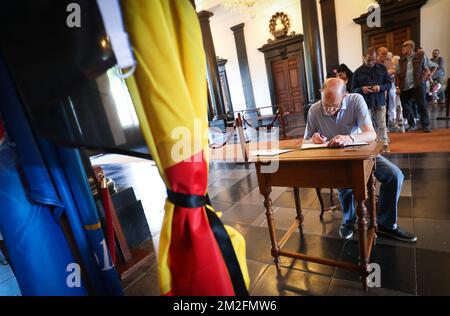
[322,101,341,115]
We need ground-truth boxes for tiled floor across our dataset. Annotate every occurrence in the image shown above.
[87,103,450,296]
[96,148,449,296]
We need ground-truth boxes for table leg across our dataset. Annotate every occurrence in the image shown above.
[293,187,304,233]
[356,199,369,291]
[315,188,326,221]
[368,170,378,245]
[263,185,281,272]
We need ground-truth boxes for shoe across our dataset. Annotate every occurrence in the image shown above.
[339,224,354,240]
[406,125,417,132]
[377,226,417,243]
[423,126,432,133]
[388,124,400,133]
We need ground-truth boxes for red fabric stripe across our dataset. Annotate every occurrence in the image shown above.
[0,119,5,143]
[101,187,116,265]
[165,151,235,296]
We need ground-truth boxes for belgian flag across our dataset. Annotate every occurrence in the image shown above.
[121,0,250,296]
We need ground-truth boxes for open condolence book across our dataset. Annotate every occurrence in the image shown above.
[301,141,368,150]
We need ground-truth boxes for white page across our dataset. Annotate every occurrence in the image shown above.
[250,149,293,156]
[301,141,368,150]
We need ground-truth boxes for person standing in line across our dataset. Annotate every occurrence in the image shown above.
[378,47,399,130]
[431,48,446,104]
[397,40,432,132]
[336,64,353,92]
[352,47,391,152]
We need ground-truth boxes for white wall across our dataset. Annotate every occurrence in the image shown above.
[421,0,450,77]
[335,0,376,72]
[197,0,303,113]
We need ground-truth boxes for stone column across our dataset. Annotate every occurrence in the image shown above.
[301,0,325,101]
[198,11,226,122]
[231,23,257,116]
[320,0,339,75]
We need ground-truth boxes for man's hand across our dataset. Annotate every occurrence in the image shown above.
[311,132,327,144]
[328,135,352,148]
[371,85,381,93]
[362,86,373,94]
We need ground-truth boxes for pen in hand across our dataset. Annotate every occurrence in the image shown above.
[312,132,328,144]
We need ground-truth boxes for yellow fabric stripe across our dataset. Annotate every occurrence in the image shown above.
[122,0,208,170]
[224,225,251,290]
[84,223,101,231]
[158,200,175,295]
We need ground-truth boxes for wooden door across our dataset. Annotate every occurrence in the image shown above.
[391,27,411,56]
[271,56,304,113]
[369,26,411,57]
[287,56,304,112]
[272,59,291,112]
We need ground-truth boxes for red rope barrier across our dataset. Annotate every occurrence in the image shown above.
[242,116,256,129]
[209,124,237,149]
[242,109,280,131]
[100,175,116,265]
[266,109,280,127]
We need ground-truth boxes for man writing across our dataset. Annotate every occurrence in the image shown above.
[304,78,417,242]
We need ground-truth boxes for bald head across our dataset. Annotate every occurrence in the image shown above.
[321,78,347,115]
[321,78,346,99]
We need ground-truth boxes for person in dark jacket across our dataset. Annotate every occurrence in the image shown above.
[396,40,432,132]
[351,47,391,151]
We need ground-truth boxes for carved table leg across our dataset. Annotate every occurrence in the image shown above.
[368,169,378,245]
[293,187,304,233]
[263,185,281,272]
[356,199,369,291]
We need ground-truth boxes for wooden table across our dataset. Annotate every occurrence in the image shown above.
[251,140,383,290]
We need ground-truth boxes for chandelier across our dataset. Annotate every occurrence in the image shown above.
[221,0,272,13]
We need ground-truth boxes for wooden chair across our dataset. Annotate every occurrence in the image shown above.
[315,188,338,220]
[292,187,339,225]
